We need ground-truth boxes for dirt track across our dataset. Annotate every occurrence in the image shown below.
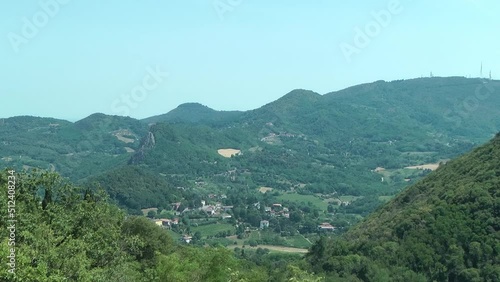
[227,244,308,253]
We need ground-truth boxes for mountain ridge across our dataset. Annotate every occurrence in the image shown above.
[3,77,498,123]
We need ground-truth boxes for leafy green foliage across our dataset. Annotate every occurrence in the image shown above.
[0,170,320,281]
[84,165,184,212]
[0,114,147,181]
[307,134,500,281]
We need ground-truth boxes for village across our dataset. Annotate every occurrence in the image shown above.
[142,192,337,245]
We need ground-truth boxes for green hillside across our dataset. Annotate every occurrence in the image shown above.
[0,114,147,181]
[307,133,500,281]
[1,77,499,222]
[1,77,500,281]
[129,77,499,211]
[84,165,185,214]
[142,103,243,125]
[2,133,498,281]
[0,170,273,281]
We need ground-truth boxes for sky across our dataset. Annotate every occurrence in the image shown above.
[1,0,499,121]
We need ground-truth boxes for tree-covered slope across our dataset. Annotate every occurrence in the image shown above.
[0,170,312,281]
[133,78,500,201]
[0,114,147,181]
[130,122,257,175]
[84,165,185,213]
[323,77,500,140]
[307,133,500,281]
[1,77,499,216]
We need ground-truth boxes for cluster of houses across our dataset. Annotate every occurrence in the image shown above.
[254,202,290,218]
[259,220,270,229]
[317,222,336,232]
[259,220,336,233]
[260,132,298,143]
[150,218,195,244]
[153,218,179,229]
[199,200,233,219]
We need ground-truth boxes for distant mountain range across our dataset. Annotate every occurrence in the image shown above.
[1,77,499,213]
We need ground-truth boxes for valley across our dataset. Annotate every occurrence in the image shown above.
[1,77,499,280]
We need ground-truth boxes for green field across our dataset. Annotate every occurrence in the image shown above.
[234,231,312,249]
[378,195,394,202]
[166,229,182,240]
[338,195,363,202]
[376,168,424,184]
[191,223,234,237]
[205,237,236,247]
[277,193,328,210]
[284,235,312,248]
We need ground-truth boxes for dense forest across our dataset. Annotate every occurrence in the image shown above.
[1,133,499,281]
[0,169,318,281]
[307,133,500,281]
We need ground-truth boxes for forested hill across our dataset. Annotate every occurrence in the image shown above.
[322,77,500,138]
[1,77,499,214]
[128,77,499,211]
[0,114,147,181]
[307,133,500,281]
[243,77,499,142]
[1,135,498,281]
[142,103,243,125]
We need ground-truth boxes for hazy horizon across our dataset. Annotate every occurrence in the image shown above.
[2,75,495,122]
[2,0,499,120]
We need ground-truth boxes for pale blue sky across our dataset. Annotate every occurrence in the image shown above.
[1,0,499,121]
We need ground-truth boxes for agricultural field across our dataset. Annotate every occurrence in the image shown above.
[230,231,312,249]
[191,223,235,237]
[166,229,182,240]
[404,162,442,170]
[378,195,394,202]
[227,245,308,254]
[283,235,312,248]
[338,195,363,202]
[217,148,241,158]
[258,186,273,193]
[277,193,328,211]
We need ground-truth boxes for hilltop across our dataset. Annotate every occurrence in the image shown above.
[142,103,242,125]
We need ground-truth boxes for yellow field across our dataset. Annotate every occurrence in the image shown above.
[217,148,241,158]
[258,187,273,193]
[405,163,440,170]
